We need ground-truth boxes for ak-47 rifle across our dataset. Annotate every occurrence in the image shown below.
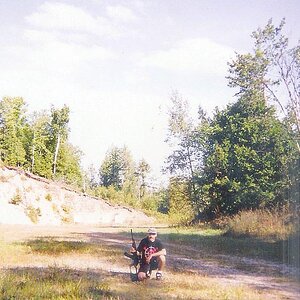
[124,229,140,269]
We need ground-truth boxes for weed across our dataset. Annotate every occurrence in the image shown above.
[26,206,41,223]
[45,193,52,201]
[61,215,73,224]
[0,267,116,299]
[61,204,71,214]
[9,191,22,205]
[225,207,296,240]
[52,203,59,214]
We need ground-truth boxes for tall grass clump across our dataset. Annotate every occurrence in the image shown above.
[225,206,297,240]
[0,267,115,299]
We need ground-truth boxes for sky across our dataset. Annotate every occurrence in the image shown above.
[0,0,299,185]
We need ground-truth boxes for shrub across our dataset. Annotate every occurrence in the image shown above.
[225,206,296,240]
[9,192,22,205]
[61,215,73,224]
[61,204,71,214]
[26,206,41,224]
[45,193,52,201]
[52,204,59,214]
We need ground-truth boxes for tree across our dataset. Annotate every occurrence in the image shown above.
[24,111,52,177]
[165,91,207,211]
[136,159,150,199]
[99,146,135,190]
[201,96,293,217]
[55,142,83,186]
[227,19,300,153]
[0,97,26,166]
[167,177,194,224]
[225,19,299,215]
[50,105,70,176]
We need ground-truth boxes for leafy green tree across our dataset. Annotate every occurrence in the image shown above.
[99,146,135,190]
[226,19,299,213]
[136,159,150,199]
[120,147,137,196]
[55,142,83,186]
[24,111,52,177]
[201,97,293,217]
[0,97,26,166]
[165,91,207,212]
[227,19,300,153]
[167,177,194,224]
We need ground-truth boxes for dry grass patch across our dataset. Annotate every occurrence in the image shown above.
[0,241,29,265]
[225,207,297,240]
[109,271,265,300]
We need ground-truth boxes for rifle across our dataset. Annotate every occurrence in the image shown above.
[124,229,140,269]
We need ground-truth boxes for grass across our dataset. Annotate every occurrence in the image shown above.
[23,238,122,262]
[224,207,297,240]
[0,226,298,299]
[0,267,115,299]
[0,266,266,300]
[123,226,298,265]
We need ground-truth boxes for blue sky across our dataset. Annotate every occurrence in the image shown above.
[0,0,299,184]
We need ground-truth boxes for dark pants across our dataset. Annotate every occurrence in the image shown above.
[138,258,158,274]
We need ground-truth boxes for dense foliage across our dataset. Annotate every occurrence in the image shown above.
[0,98,83,186]
[165,19,299,221]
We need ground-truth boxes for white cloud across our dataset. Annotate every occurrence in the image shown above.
[26,2,98,31]
[139,38,235,75]
[106,5,138,23]
[25,2,121,38]
[22,29,116,75]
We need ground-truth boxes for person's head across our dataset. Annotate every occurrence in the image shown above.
[147,228,157,242]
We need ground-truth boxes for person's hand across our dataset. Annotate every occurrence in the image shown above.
[130,247,136,253]
[146,254,152,264]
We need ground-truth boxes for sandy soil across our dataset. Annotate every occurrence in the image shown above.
[0,224,299,299]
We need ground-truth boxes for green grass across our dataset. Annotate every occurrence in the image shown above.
[0,229,296,299]
[23,238,122,260]
[123,227,297,264]
[0,266,266,300]
[0,267,115,300]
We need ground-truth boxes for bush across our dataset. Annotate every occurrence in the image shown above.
[225,206,297,240]
[26,206,41,224]
[45,193,52,201]
[9,192,22,205]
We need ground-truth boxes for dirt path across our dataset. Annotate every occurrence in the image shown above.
[0,224,299,299]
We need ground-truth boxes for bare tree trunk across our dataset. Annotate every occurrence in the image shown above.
[31,132,35,172]
[53,133,60,176]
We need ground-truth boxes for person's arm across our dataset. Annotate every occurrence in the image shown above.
[152,248,166,257]
[145,248,166,263]
[131,239,142,254]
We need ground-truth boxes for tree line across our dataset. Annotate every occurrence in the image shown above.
[1,20,299,222]
[0,99,83,185]
[0,96,159,211]
[165,19,299,222]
